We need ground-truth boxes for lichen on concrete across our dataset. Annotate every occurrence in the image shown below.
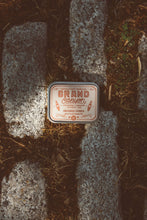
[69,0,107,85]
[138,34,147,110]
[2,22,47,138]
[0,160,47,220]
[76,111,121,220]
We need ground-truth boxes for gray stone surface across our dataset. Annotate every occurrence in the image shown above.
[2,22,47,138]
[76,111,121,220]
[0,160,47,220]
[138,34,147,110]
[70,1,121,219]
[69,0,107,85]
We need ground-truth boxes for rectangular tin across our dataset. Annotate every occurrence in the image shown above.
[48,82,99,123]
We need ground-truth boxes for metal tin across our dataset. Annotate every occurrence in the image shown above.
[48,82,99,123]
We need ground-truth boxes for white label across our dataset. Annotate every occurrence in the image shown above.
[49,84,98,122]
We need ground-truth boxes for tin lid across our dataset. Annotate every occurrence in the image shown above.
[48,82,99,123]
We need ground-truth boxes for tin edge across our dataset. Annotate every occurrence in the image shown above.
[47,82,100,123]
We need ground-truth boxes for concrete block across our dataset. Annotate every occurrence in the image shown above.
[70,1,122,219]
[70,0,107,85]
[76,111,121,219]
[0,160,47,220]
[2,22,47,138]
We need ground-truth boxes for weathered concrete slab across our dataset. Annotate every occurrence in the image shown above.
[138,34,147,110]
[70,1,121,219]
[76,111,121,219]
[0,160,47,220]
[2,22,47,138]
[69,0,107,85]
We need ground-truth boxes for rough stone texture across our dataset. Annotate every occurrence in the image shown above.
[69,0,107,85]
[138,34,147,110]
[76,111,121,220]
[70,1,121,219]
[2,22,47,138]
[0,160,47,220]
